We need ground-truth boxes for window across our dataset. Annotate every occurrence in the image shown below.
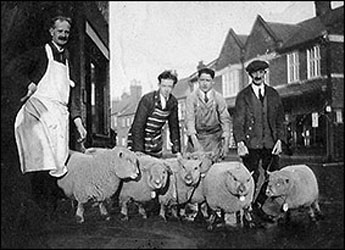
[222,70,240,97]
[287,51,300,83]
[126,117,131,127]
[122,118,126,128]
[307,45,321,79]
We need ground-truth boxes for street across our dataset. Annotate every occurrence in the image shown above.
[1,162,343,249]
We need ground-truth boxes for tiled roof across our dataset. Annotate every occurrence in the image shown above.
[118,101,139,117]
[172,77,190,99]
[281,5,344,50]
[265,22,300,44]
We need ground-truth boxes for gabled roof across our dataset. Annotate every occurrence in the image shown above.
[215,28,248,71]
[265,22,300,45]
[172,76,190,99]
[281,5,344,50]
[118,101,139,117]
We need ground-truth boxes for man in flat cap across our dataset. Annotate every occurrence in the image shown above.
[233,59,285,214]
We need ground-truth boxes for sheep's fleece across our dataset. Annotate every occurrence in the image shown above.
[57,146,139,223]
[264,164,321,219]
[203,161,254,213]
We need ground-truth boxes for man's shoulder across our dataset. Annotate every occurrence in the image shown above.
[236,85,251,97]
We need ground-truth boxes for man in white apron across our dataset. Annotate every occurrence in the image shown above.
[12,16,86,213]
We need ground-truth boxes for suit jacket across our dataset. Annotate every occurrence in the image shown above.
[233,84,285,148]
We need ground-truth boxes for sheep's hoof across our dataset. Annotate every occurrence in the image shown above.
[206,224,214,231]
[159,215,168,222]
[120,213,129,221]
[75,215,84,224]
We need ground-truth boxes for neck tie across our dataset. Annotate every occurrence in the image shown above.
[259,88,264,103]
[204,92,209,103]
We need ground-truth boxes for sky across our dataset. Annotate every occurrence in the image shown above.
[109,1,343,100]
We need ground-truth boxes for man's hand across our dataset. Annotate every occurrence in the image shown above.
[237,141,249,156]
[20,82,37,102]
[74,117,87,143]
[272,139,282,155]
[191,134,203,152]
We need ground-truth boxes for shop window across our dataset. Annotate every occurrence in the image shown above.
[294,113,326,149]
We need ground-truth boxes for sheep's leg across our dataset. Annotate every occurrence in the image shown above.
[185,202,198,221]
[200,202,209,219]
[171,205,179,219]
[312,200,323,220]
[224,212,237,227]
[159,203,167,222]
[137,203,147,219]
[239,209,244,227]
[206,212,217,231]
[120,197,130,221]
[76,202,85,223]
[99,202,110,221]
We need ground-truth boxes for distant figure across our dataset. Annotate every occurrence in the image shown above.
[127,70,181,158]
[185,67,231,160]
[233,59,285,209]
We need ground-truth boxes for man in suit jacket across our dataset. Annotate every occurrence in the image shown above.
[233,59,285,208]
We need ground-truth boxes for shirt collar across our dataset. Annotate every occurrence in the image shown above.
[199,88,212,99]
[51,41,65,53]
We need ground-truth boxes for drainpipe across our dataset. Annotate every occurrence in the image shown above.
[323,32,334,162]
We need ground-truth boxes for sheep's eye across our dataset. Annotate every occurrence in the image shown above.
[233,177,238,182]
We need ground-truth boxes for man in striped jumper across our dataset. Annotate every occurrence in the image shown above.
[127,70,181,158]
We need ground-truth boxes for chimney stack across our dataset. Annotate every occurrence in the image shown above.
[314,1,331,17]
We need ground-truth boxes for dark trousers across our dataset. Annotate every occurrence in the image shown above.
[29,171,65,214]
[241,148,280,205]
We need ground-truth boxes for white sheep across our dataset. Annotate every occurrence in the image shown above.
[118,154,172,221]
[158,157,205,222]
[202,161,255,230]
[264,164,322,223]
[57,146,140,223]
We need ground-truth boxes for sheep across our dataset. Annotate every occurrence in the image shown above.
[57,146,140,223]
[202,161,255,230]
[158,156,206,222]
[118,154,172,221]
[263,164,322,223]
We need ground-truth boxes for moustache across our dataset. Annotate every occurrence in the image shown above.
[254,77,261,81]
[58,37,68,41]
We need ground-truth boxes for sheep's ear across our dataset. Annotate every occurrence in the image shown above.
[163,162,173,174]
[266,170,272,175]
[250,171,254,176]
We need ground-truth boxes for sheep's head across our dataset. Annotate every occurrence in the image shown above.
[225,163,253,201]
[185,151,215,174]
[177,157,201,186]
[265,171,291,198]
[111,146,140,179]
[135,154,172,192]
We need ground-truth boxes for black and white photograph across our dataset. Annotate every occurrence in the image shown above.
[1,1,344,248]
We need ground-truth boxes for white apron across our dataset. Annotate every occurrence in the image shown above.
[14,44,75,177]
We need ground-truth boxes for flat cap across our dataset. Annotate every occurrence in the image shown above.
[246,60,269,73]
